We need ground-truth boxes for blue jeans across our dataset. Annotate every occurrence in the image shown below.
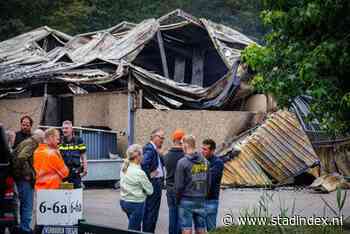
[206,199,219,231]
[179,198,207,232]
[120,200,145,231]
[166,190,180,234]
[142,178,162,233]
[16,180,34,232]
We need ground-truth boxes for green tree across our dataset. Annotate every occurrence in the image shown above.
[0,0,265,41]
[0,0,92,40]
[44,0,93,35]
[242,0,350,133]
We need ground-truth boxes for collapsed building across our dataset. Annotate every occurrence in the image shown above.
[0,9,349,190]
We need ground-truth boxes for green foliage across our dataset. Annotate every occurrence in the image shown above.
[242,0,350,134]
[44,0,93,34]
[0,0,265,41]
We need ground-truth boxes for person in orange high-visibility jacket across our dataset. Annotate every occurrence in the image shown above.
[33,128,69,190]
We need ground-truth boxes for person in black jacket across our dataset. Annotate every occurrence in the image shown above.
[164,129,185,234]
[201,139,224,231]
[13,116,33,149]
[141,128,165,233]
[59,120,88,188]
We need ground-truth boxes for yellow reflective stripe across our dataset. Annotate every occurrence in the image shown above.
[59,146,68,150]
[78,144,86,150]
[59,144,86,151]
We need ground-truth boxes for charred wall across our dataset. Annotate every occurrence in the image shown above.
[0,97,43,131]
[134,109,255,152]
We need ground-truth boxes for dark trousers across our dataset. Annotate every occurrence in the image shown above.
[68,176,82,189]
[66,169,82,188]
[142,178,162,233]
[166,190,181,234]
[120,200,145,231]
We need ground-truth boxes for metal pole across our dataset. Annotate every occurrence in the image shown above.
[127,73,135,146]
[40,83,48,125]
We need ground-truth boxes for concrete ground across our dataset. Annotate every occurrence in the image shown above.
[84,187,350,233]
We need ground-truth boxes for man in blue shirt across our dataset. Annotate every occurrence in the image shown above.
[201,139,224,231]
[59,120,88,188]
[141,128,165,233]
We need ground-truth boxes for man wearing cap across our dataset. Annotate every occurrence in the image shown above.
[164,129,185,234]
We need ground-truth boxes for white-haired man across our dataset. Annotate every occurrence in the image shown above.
[141,128,165,233]
[59,120,87,188]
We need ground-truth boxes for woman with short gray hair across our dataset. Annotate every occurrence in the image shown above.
[120,144,153,231]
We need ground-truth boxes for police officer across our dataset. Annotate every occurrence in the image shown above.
[59,120,88,188]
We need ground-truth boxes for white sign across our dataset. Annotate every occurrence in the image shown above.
[36,189,83,226]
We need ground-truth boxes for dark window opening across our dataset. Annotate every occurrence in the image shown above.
[133,24,228,88]
[41,95,74,127]
[36,34,65,52]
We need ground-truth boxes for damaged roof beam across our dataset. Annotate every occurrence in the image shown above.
[157,30,170,78]
[192,48,204,87]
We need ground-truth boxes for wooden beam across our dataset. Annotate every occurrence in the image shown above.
[174,57,186,83]
[138,89,143,109]
[157,30,169,78]
[192,48,204,86]
[39,83,48,125]
[127,73,135,146]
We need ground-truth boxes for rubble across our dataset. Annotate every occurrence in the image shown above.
[219,110,320,187]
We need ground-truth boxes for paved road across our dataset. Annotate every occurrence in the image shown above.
[84,188,350,233]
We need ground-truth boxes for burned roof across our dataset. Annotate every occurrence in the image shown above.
[0,9,255,109]
[0,26,72,65]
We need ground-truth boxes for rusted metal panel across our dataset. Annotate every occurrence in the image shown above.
[222,111,320,186]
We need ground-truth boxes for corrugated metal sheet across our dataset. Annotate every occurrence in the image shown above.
[290,96,350,177]
[222,110,320,186]
[0,26,72,65]
[291,96,350,147]
[222,149,272,186]
[79,129,118,160]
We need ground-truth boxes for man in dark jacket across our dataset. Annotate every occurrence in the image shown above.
[164,129,185,234]
[59,120,88,188]
[13,129,44,234]
[175,135,209,234]
[201,139,224,231]
[141,128,165,233]
[13,116,33,149]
